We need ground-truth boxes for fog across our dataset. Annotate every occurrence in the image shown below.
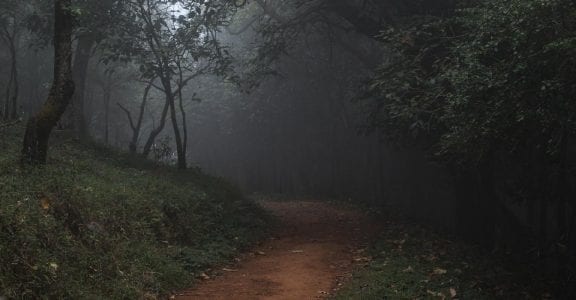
[2,0,575,295]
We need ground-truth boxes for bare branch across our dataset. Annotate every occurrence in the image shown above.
[117,102,136,132]
[226,15,259,35]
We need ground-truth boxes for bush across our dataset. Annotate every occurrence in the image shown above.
[0,126,267,298]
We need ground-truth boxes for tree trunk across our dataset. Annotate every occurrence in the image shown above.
[142,97,170,157]
[10,52,19,120]
[8,31,19,120]
[177,65,188,167]
[118,79,154,154]
[2,24,18,121]
[556,130,568,239]
[103,88,111,145]
[72,35,95,137]
[555,130,568,278]
[478,160,497,248]
[165,80,186,169]
[4,58,14,120]
[21,0,75,165]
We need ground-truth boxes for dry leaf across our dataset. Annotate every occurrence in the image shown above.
[403,266,414,273]
[433,268,448,275]
[222,268,237,272]
[427,290,446,299]
[291,250,304,253]
[449,288,457,298]
[40,196,52,210]
[354,257,371,262]
[199,272,210,280]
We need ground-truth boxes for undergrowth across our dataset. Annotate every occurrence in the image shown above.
[334,219,554,299]
[0,126,268,299]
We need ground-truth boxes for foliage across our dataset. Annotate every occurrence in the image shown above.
[0,126,267,298]
[102,0,236,79]
[367,0,576,165]
[334,219,553,299]
[362,0,576,291]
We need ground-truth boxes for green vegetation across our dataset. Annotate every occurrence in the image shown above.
[0,126,268,299]
[335,219,552,299]
[362,0,576,288]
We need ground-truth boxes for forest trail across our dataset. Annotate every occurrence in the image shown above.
[175,200,377,299]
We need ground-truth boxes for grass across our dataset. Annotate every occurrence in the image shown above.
[0,125,269,299]
[334,217,554,300]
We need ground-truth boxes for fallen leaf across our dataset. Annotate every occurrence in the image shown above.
[255,251,266,255]
[291,250,304,253]
[222,268,237,272]
[354,257,371,262]
[427,290,446,299]
[40,196,51,210]
[199,272,210,280]
[449,288,457,298]
[403,266,414,273]
[433,268,448,275]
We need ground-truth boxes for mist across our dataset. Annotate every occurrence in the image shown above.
[1,0,575,298]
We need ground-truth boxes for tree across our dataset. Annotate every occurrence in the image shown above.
[21,0,75,165]
[106,0,236,169]
[364,0,576,279]
[117,77,155,154]
[0,0,24,121]
[56,0,118,136]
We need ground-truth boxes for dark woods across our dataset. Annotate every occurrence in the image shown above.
[1,0,575,295]
[364,0,576,292]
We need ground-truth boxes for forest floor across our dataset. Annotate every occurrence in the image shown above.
[0,126,268,298]
[175,200,377,299]
[175,199,553,300]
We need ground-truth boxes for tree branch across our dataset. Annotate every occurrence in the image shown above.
[226,15,259,35]
[117,102,136,132]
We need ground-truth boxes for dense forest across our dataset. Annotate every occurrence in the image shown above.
[1,0,575,298]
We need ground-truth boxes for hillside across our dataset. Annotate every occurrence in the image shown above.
[0,126,268,299]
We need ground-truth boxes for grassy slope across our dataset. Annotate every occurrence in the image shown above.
[0,126,268,299]
[334,215,553,300]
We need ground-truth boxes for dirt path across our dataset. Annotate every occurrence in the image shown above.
[175,200,376,299]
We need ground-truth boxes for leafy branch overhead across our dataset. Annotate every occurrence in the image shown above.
[365,0,576,166]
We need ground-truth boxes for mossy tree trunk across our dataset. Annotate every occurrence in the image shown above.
[21,0,75,165]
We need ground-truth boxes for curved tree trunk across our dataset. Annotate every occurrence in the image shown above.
[142,97,169,157]
[21,0,75,165]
